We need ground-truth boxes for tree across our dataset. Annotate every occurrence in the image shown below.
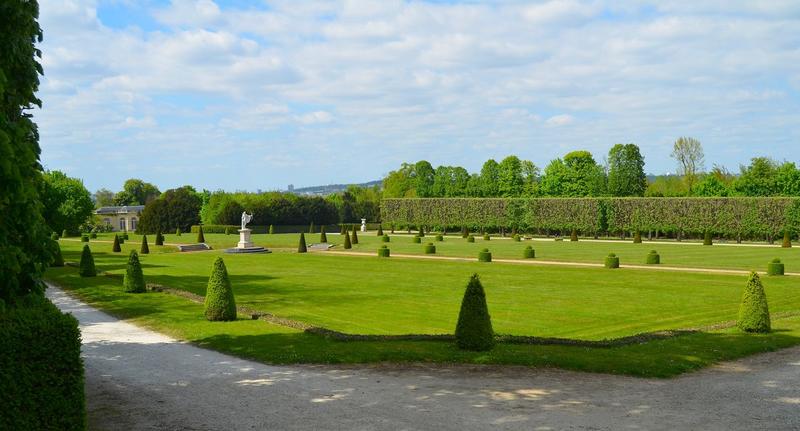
[541,151,606,197]
[93,188,115,207]
[607,144,647,197]
[204,257,237,321]
[137,186,201,234]
[414,160,435,197]
[40,171,94,236]
[112,190,137,206]
[671,137,704,193]
[693,174,730,197]
[431,165,451,197]
[123,250,145,293]
[382,163,416,198]
[737,272,770,333]
[1,1,56,302]
[454,274,494,351]
[121,178,161,205]
[479,159,500,197]
[521,160,540,196]
[733,157,779,196]
[498,156,524,197]
[777,162,800,196]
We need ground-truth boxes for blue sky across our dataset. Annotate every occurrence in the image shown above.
[36,0,800,193]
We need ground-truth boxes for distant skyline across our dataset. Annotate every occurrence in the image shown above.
[36,0,800,192]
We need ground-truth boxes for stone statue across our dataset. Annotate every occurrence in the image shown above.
[241,211,253,230]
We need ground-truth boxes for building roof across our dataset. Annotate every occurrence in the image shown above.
[95,205,145,215]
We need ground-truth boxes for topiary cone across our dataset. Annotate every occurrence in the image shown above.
[320,226,327,243]
[140,235,150,254]
[298,232,307,253]
[112,235,121,253]
[782,231,792,248]
[703,231,713,246]
[343,231,352,249]
[455,274,495,351]
[197,225,205,243]
[79,245,96,277]
[123,250,146,293]
[351,225,359,244]
[155,231,164,246]
[309,222,315,234]
[204,257,237,321]
[52,241,65,267]
[737,272,770,333]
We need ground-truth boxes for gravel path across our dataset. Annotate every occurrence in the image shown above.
[47,286,800,431]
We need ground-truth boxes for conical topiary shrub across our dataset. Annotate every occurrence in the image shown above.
[523,245,535,259]
[176,227,181,236]
[351,226,359,244]
[467,235,475,243]
[703,230,712,246]
[204,257,237,321]
[52,242,65,267]
[343,231,352,249]
[340,224,346,235]
[424,243,436,254]
[112,235,122,253]
[377,245,390,257]
[140,235,150,254]
[197,225,205,243]
[269,225,275,235]
[767,258,784,276]
[570,229,578,242]
[646,250,660,264]
[782,231,792,248]
[478,248,492,262]
[79,245,96,277]
[309,222,315,234]
[377,225,383,236]
[155,231,164,246]
[454,274,495,351]
[605,253,619,269]
[298,232,307,253]
[633,230,642,244]
[320,226,327,243]
[381,234,390,243]
[123,250,146,293]
[737,272,770,333]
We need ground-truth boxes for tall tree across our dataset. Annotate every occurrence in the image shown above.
[413,160,435,197]
[498,155,524,197]
[671,137,704,193]
[1,0,54,302]
[93,188,115,207]
[479,159,500,197]
[521,160,540,197]
[40,171,94,235]
[733,157,779,196]
[137,186,201,234]
[121,178,160,205]
[541,151,606,197]
[607,143,647,196]
[382,163,415,198]
[777,162,800,196]
[450,166,470,197]
[431,165,451,197]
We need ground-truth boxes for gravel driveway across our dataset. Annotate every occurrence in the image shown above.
[47,286,800,430]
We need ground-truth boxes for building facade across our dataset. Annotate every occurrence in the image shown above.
[95,205,145,232]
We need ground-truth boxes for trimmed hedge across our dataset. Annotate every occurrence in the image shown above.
[605,253,620,269]
[351,226,359,244]
[513,234,521,242]
[633,230,642,243]
[424,243,436,254]
[523,246,535,259]
[454,274,494,351]
[89,232,97,239]
[478,248,492,262]
[646,250,660,265]
[381,234,390,243]
[0,297,86,430]
[112,235,121,253]
[703,231,713,246]
[122,233,129,240]
[737,272,770,333]
[467,235,475,243]
[123,251,146,293]
[204,257,237,321]
[767,258,784,276]
[140,235,150,254]
[377,245,390,257]
[783,231,792,248]
[80,235,89,243]
[483,233,490,241]
[412,236,421,244]
[79,245,96,277]
[298,232,307,253]
[155,231,164,246]
[435,234,444,242]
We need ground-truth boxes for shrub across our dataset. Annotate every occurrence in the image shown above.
[646,250,660,265]
[417,226,425,237]
[79,245,96,277]
[61,229,68,238]
[454,274,495,351]
[309,222,315,234]
[377,225,383,236]
[0,298,86,430]
[343,231,352,249]
[523,246,535,259]
[461,226,468,238]
[483,233,490,241]
[377,245,390,257]
[140,235,149,254]
[51,242,65,267]
[381,234,390,243]
[155,231,164,246]
[176,227,181,236]
[225,226,232,235]
[633,230,642,243]
[767,258,784,276]
[478,248,492,262]
[269,225,275,235]
[467,235,475,243]
[351,226,359,244]
[513,234,521,242]
[703,231,712,246]
[435,234,444,242]
[80,235,89,243]
[782,231,792,248]
[123,251,146,293]
[424,243,436,254]
[320,226,327,243]
[737,272,770,333]
[117,235,124,244]
[412,236,421,244]
[204,257,237,321]
[197,225,205,243]
[340,224,347,235]
[90,232,97,239]
[605,253,619,269]
[112,235,121,253]
[570,229,578,241]
[298,232,307,253]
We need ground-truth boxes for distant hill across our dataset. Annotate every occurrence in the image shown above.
[287,180,382,195]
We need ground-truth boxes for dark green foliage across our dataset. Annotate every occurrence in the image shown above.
[137,186,201,234]
[176,227,181,236]
[155,231,164,246]
[418,226,425,237]
[435,234,444,242]
[703,231,712,246]
[467,235,475,243]
[0,297,86,430]
[122,232,129,240]
[140,235,149,254]
[202,191,339,227]
[605,253,620,269]
[340,224,346,235]
[51,232,59,240]
[513,234,521,242]
[454,274,495,351]
[570,229,578,241]
[80,235,88,242]
[461,226,468,238]
[51,242,64,267]
[646,250,660,265]
[343,231,352,249]
[112,235,121,253]
[90,232,97,239]
[298,232,307,253]
[377,245,390,257]
[62,229,68,238]
[123,251,145,293]
[309,222,315,234]
[79,245,96,277]
[381,234,390,242]
[424,243,436,254]
[320,226,327,243]
[204,257,237,321]
[351,225,359,244]
[767,258,784,276]
[633,230,642,243]
[782,231,792,248]
[269,225,275,235]
[40,170,94,236]
[483,233,490,241]
[117,235,124,244]
[412,236,421,244]
[607,143,647,197]
[197,225,205,243]
[377,225,383,236]
[737,272,770,333]
[478,248,492,262]
[523,246,535,259]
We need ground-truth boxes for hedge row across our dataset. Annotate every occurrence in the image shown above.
[381,198,800,237]
[190,223,382,234]
[0,297,86,430]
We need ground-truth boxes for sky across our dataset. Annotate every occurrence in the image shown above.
[35,0,800,193]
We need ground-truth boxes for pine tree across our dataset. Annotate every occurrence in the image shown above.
[343,231,352,249]
[351,225,359,244]
[197,225,205,243]
[454,274,494,351]
[123,250,146,293]
[204,257,237,321]
[320,225,328,243]
[140,235,150,254]
[79,245,96,277]
[112,235,121,252]
[298,232,307,253]
[737,272,771,333]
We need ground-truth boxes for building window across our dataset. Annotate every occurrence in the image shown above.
[131,217,137,231]
[120,218,126,231]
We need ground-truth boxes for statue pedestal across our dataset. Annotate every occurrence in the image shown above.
[237,229,254,249]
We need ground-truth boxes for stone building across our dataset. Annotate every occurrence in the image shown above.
[95,205,145,232]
